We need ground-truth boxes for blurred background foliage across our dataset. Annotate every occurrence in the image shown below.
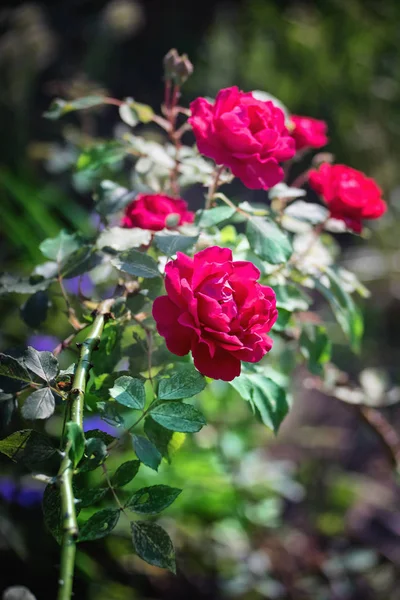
[1,0,400,598]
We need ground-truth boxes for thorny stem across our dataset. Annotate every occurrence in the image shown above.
[205,165,225,210]
[57,301,112,600]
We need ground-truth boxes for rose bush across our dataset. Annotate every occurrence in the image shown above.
[290,115,328,151]
[152,246,278,381]
[309,162,386,232]
[122,193,195,231]
[189,86,295,190]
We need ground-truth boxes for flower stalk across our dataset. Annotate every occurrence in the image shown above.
[57,303,112,600]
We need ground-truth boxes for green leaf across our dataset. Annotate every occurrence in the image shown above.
[273,308,291,332]
[119,102,139,127]
[154,232,198,256]
[74,486,107,508]
[158,365,206,400]
[21,387,55,420]
[66,422,85,467]
[61,245,101,279]
[42,484,62,543]
[246,217,292,264]
[23,347,58,382]
[300,325,332,376]
[44,96,105,119]
[0,273,51,296]
[197,206,236,227]
[95,180,132,217]
[274,284,311,312]
[130,101,154,123]
[284,200,328,223]
[39,230,80,262]
[78,508,120,542]
[314,267,363,352]
[0,429,56,468]
[149,402,206,433]
[79,437,108,472]
[97,226,152,251]
[0,354,31,383]
[109,376,146,409]
[230,373,289,433]
[132,434,161,471]
[20,291,49,328]
[111,249,160,279]
[144,418,174,459]
[131,521,176,573]
[83,429,115,446]
[126,485,181,514]
[111,460,140,487]
[77,142,126,173]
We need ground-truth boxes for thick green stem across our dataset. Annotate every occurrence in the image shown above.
[57,309,109,600]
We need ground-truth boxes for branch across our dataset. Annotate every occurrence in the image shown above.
[57,303,111,600]
[360,406,400,472]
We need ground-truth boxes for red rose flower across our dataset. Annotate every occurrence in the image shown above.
[309,163,386,233]
[290,115,328,151]
[189,86,295,190]
[121,193,194,231]
[152,246,278,381]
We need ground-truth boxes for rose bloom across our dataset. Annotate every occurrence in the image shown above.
[290,115,328,151]
[189,86,295,190]
[309,163,387,233]
[152,246,278,381]
[122,193,194,231]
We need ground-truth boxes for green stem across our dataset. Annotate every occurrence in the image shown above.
[57,308,109,600]
[205,165,224,210]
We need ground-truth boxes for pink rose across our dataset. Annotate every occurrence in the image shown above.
[152,247,278,381]
[121,193,195,231]
[189,86,295,190]
[309,163,387,233]
[290,115,328,151]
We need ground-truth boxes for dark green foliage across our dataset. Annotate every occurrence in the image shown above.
[109,376,146,409]
[132,434,162,471]
[149,402,206,433]
[111,460,140,487]
[131,521,176,573]
[111,249,161,279]
[246,217,292,264]
[126,485,182,514]
[20,291,49,329]
[78,508,120,542]
[157,365,206,400]
[230,374,289,433]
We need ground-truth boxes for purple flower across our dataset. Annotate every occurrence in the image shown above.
[27,334,59,352]
[64,273,94,297]
[83,416,118,437]
[0,477,44,507]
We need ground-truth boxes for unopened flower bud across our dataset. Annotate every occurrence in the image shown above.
[163,49,193,86]
[174,54,193,85]
[312,152,334,168]
[165,213,181,228]
[163,48,180,80]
